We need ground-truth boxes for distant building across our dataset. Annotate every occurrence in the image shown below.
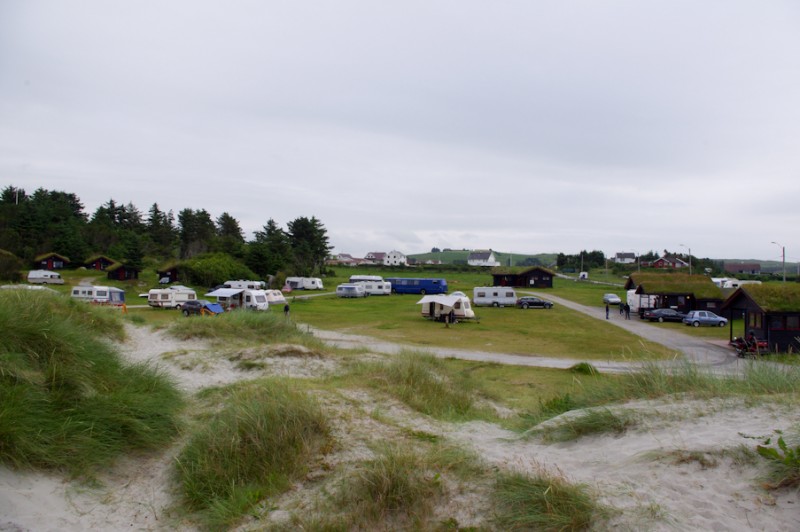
[384,250,407,266]
[85,255,116,271]
[491,266,554,288]
[365,252,386,265]
[724,262,761,275]
[614,252,636,264]
[468,250,501,267]
[644,255,689,269]
[34,252,70,270]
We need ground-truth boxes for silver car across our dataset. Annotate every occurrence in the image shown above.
[682,310,727,327]
[603,293,622,305]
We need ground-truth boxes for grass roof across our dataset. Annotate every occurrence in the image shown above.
[739,283,800,312]
[491,266,555,276]
[628,272,722,299]
[33,252,70,262]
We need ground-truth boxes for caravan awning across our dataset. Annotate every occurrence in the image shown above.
[416,295,462,310]
[205,288,244,298]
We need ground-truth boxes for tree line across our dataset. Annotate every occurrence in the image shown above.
[0,186,332,280]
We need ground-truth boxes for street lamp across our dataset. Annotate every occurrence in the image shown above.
[771,241,786,283]
[679,244,692,275]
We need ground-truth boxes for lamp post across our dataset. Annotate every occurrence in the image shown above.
[679,244,692,275]
[771,241,786,283]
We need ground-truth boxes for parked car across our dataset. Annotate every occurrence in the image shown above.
[682,310,728,327]
[603,293,622,305]
[181,299,224,317]
[516,296,554,309]
[641,308,686,323]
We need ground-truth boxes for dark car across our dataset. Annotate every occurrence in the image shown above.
[641,308,686,323]
[181,299,224,317]
[516,296,554,309]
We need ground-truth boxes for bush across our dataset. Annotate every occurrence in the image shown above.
[180,252,258,287]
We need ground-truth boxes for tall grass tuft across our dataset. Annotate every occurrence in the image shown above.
[493,470,601,531]
[536,408,635,443]
[0,290,182,473]
[337,444,442,526]
[175,379,330,528]
[353,351,483,420]
[528,361,800,427]
[169,309,323,348]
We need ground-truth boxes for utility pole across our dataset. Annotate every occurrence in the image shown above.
[679,244,692,275]
[771,241,786,283]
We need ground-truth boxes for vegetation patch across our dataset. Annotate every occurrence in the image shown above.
[534,408,636,443]
[175,379,331,528]
[493,470,604,531]
[0,290,182,473]
[349,351,491,421]
[756,429,800,489]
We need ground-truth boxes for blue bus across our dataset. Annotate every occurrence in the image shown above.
[385,277,448,295]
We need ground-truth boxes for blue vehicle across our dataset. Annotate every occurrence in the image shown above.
[385,277,448,295]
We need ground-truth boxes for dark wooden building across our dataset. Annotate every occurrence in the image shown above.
[156,264,181,284]
[624,272,723,313]
[106,262,140,281]
[490,266,554,288]
[85,255,116,271]
[34,252,70,270]
[720,284,800,353]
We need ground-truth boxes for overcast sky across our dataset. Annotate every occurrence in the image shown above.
[2,1,799,262]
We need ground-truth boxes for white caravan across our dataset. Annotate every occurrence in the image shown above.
[336,283,368,298]
[224,279,266,290]
[284,277,324,290]
[348,275,391,295]
[626,289,658,313]
[27,270,65,285]
[472,287,517,307]
[205,287,269,310]
[148,286,197,309]
[264,289,287,306]
[70,286,126,305]
[417,292,475,321]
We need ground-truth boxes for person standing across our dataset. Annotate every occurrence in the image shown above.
[605,304,609,319]
[624,303,631,320]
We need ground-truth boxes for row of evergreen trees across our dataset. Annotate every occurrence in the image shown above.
[0,186,333,279]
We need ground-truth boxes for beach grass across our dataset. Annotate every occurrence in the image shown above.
[175,379,331,528]
[0,290,183,473]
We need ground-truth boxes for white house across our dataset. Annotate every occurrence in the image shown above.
[467,250,500,267]
[614,252,637,264]
[384,250,407,266]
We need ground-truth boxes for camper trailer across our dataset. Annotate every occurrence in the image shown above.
[70,286,126,305]
[224,279,266,290]
[205,287,269,310]
[336,283,368,298]
[27,270,64,285]
[147,287,197,309]
[417,292,475,321]
[264,289,287,306]
[284,277,324,290]
[472,287,517,307]
[626,289,658,314]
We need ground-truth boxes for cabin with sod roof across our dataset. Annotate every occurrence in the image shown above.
[490,266,554,288]
[720,283,800,353]
[624,272,724,314]
[106,262,140,281]
[34,252,70,270]
[85,255,116,271]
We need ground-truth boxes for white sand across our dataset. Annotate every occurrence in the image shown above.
[2,324,799,531]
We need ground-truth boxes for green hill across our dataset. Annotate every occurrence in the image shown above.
[408,250,557,268]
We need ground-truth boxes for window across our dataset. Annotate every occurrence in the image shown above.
[787,316,800,330]
[770,316,784,330]
[97,291,107,297]
[477,292,486,297]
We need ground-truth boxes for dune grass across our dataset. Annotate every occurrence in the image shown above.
[345,350,493,421]
[175,379,331,528]
[0,290,183,473]
[168,309,325,348]
[527,361,800,428]
[535,407,636,443]
[493,470,603,531]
